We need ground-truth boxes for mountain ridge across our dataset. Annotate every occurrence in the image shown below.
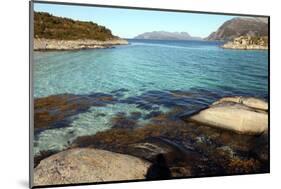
[134,31,202,40]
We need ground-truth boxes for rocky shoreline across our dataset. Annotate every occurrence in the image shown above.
[34,38,129,51]
[33,95,269,186]
[222,36,268,50]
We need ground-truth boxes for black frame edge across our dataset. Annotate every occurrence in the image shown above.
[29,0,34,188]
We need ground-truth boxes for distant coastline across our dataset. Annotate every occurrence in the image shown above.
[134,31,202,41]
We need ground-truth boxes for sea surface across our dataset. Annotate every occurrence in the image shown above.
[33,39,269,156]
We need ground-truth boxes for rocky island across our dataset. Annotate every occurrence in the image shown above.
[34,12,128,50]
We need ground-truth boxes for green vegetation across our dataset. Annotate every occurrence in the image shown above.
[34,12,116,41]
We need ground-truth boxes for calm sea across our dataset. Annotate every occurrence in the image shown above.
[33,39,269,155]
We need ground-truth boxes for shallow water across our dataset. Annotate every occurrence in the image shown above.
[33,39,268,156]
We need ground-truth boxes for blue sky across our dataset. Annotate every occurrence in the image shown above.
[34,2,237,39]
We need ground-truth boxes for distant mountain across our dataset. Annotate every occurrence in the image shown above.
[206,17,268,41]
[134,31,202,40]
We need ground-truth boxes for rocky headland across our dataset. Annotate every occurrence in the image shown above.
[206,17,268,41]
[34,12,128,51]
[204,16,268,50]
[33,94,269,186]
[222,36,268,50]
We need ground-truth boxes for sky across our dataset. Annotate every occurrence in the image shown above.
[34,2,237,39]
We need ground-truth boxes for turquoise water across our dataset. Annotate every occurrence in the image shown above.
[33,39,268,155]
[34,39,268,98]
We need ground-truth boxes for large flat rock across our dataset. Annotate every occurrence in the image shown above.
[188,97,268,135]
[34,148,151,186]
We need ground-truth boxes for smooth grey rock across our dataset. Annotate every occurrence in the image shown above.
[34,148,151,186]
[189,97,268,135]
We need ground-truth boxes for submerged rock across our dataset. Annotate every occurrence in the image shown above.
[126,137,198,163]
[71,122,226,177]
[111,113,138,129]
[34,148,151,186]
[125,137,220,178]
[55,95,268,179]
[186,97,268,135]
[34,93,116,132]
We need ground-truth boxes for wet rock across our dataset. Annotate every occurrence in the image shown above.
[34,150,59,168]
[143,111,162,119]
[96,113,106,117]
[253,131,269,163]
[216,146,236,159]
[125,137,194,162]
[34,148,151,186]
[123,137,223,177]
[169,167,192,178]
[111,114,138,129]
[71,109,268,177]
[136,103,154,110]
[127,138,194,179]
[210,146,263,174]
[146,153,172,179]
[185,97,268,135]
[129,112,142,120]
[227,158,262,174]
